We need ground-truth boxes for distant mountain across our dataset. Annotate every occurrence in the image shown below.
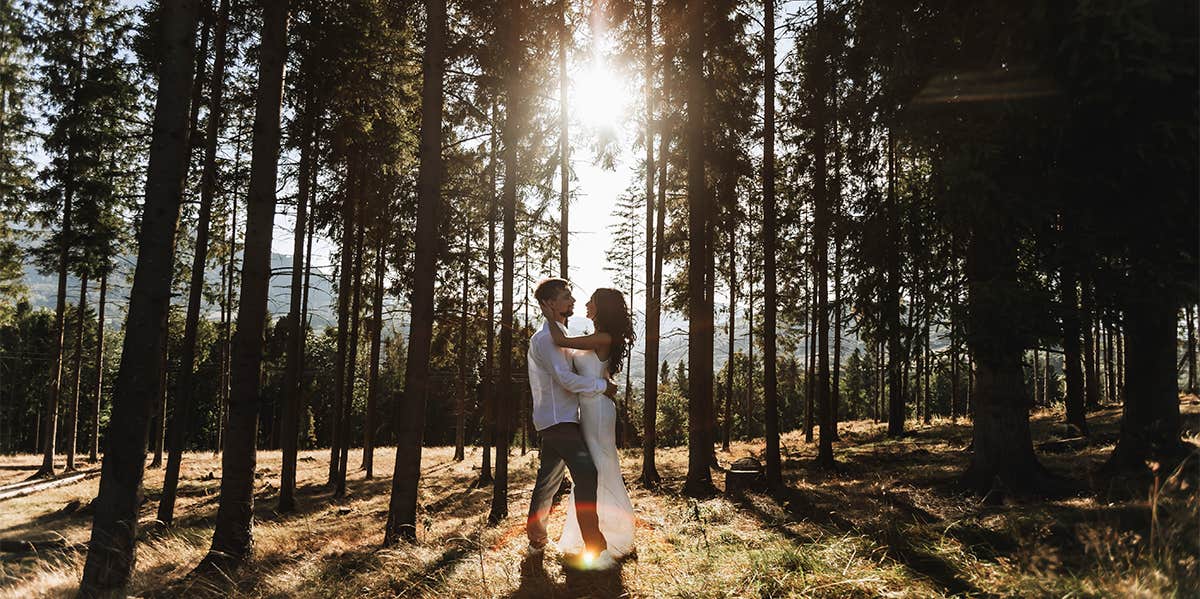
[18,252,338,328]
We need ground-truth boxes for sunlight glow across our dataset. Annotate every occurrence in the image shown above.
[573,61,627,131]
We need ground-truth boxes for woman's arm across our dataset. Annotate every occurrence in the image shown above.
[540,301,612,353]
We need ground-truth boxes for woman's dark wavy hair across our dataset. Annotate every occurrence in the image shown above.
[591,288,636,376]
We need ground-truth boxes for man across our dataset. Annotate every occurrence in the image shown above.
[525,278,617,570]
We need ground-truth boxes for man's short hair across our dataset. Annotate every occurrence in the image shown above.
[534,278,570,303]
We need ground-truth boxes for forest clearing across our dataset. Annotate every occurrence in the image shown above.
[0,0,1195,596]
[3,403,1197,598]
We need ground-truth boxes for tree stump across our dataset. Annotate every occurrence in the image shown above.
[725,457,765,494]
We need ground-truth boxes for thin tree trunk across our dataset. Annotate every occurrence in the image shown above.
[149,335,168,469]
[1061,267,1087,434]
[454,234,470,461]
[488,0,520,524]
[201,0,289,569]
[363,236,384,477]
[66,276,88,471]
[385,0,445,544]
[1188,304,1197,394]
[762,0,782,483]
[885,131,904,437]
[641,111,666,488]
[1081,279,1099,410]
[38,178,71,478]
[160,0,231,524]
[89,269,107,462]
[557,0,569,278]
[640,0,662,486]
[1105,312,1117,405]
[338,213,365,492]
[329,174,355,488]
[478,104,498,488]
[950,316,959,421]
[746,229,755,439]
[724,222,735,452]
[279,95,313,512]
[811,0,833,468]
[78,0,203,591]
[804,275,815,442]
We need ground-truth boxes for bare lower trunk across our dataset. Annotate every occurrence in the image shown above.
[279,100,313,511]
[762,0,782,483]
[160,0,232,524]
[478,106,498,488]
[385,0,445,543]
[1105,295,1187,470]
[363,237,384,478]
[202,0,289,570]
[683,0,714,497]
[89,270,108,462]
[641,119,666,488]
[78,0,203,592]
[962,222,1048,495]
[66,276,88,471]
[1061,268,1087,434]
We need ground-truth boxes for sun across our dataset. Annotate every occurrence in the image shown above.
[572,60,628,131]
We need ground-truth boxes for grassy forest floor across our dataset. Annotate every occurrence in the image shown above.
[1,400,1198,598]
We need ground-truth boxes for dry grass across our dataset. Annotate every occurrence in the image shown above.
[1,401,1197,598]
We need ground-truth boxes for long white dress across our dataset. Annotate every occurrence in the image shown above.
[557,350,636,558]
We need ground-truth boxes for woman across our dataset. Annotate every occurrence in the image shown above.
[540,288,637,560]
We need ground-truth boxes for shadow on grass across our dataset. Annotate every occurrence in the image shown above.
[732,485,983,597]
[506,552,628,599]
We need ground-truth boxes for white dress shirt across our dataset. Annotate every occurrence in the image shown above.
[528,320,608,431]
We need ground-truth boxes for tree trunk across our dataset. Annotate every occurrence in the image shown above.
[149,315,168,470]
[1105,297,1187,471]
[160,0,231,524]
[89,269,108,463]
[1105,313,1117,405]
[337,214,365,491]
[724,222,735,452]
[761,0,782,483]
[201,0,289,569]
[811,0,833,468]
[558,0,569,278]
[683,0,714,497]
[78,0,203,592]
[1081,280,1099,410]
[962,220,1048,495]
[805,279,814,442]
[454,234,469,461]
[641,110,666,488]
[1187,304,1197,394]
[279,94,313,512]
[385,0,444,544]
[363,236,384,477]
[1061,267,1088,434]
[478,104,498,488]
[885,131,904,437]
[488,0,521,525]
[640,0,662,485]
[66,276,88,471]
[39,176,71,478]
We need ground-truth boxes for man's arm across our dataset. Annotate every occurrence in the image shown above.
[533,333,608,396]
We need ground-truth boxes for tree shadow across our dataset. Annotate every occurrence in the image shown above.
[732,485,983,597]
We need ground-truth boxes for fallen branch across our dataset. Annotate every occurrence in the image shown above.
[0,469,101,502]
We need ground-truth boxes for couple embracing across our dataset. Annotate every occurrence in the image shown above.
[524,278,636,571]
